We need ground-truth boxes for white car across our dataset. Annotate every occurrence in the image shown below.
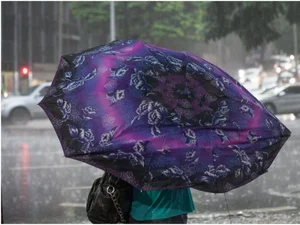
[238,67,262,90]
[1,82,51,125]
[255,83,300,115]
[272,55,294,73]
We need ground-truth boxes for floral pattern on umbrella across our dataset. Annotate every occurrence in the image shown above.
[39,40,291,193]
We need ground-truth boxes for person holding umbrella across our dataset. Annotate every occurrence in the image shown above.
[39,40,291,223]
[129,187,195,224]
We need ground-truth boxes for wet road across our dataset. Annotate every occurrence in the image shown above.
[1,115,300,223]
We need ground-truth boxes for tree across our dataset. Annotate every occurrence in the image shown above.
[69,1,205,45]
[272,15,299,55]
[70,2,300,53]
[201,2,300,51]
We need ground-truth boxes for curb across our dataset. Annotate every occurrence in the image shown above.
[2,119,54,131]
[2,126,55,133]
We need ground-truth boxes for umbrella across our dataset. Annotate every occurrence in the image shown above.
[39,40,291,193]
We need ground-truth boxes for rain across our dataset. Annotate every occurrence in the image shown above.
[2,1,300,224]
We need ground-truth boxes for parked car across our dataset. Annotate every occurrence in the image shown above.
[255,83,300,115]
[1,82,51,125]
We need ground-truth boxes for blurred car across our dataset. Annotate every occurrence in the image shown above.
[272,55,294,73]
[238,66,278,91]
[1,82,51,125]
[255,83,300,115]
[277,70,300,86]
[257,69,277,90]
[238,67,262,90]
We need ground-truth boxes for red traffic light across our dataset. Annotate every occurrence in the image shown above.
[20,66,30,77]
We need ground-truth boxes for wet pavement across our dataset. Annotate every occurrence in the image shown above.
[1,115,300,223]
[188,210,300,224]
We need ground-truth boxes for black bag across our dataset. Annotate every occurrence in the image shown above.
[86,172,133,224]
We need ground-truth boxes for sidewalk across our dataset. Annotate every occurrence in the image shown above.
[2,119,53,131]
[24,119,53,129]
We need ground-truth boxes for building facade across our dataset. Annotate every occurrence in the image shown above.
[1,1,86,94]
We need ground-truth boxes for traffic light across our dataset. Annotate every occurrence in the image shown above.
[20,66,30,78]
[19,66,30,93]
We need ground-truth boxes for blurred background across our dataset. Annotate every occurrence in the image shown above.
[1,1,300,224]
[2,1,300,96]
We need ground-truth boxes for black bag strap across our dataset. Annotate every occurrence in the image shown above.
[103,172,127,223]
[106,185,126,223]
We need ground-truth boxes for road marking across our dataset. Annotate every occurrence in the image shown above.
[189,206,298,219]
[9,164,89,171]
[268,189,300,199]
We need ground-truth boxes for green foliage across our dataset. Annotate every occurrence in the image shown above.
[69,1,300,51]
[201,2,300,50]
[273,16,300,54]
[285,2,300,24]
[69,1,205,45]
[69,2,110,26]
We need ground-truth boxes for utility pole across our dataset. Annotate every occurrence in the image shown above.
[217,39,225,68]
[88,36,93,48]
[13,2,19,94]
[293,24,299,77]
[58,1,63,58]
[53,2,58,62]
[41,1,46,63]
[110,1,116,42]
[124,2,128,39]
[28,2,33,87]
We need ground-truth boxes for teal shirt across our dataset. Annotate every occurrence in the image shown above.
[130,187,195,221]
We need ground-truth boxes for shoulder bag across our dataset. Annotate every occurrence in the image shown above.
[86,172,133,224]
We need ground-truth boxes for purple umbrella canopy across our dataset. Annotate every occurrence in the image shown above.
[39,40,291,193]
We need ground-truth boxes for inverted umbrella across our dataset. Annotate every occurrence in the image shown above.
[39,40,291,193]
